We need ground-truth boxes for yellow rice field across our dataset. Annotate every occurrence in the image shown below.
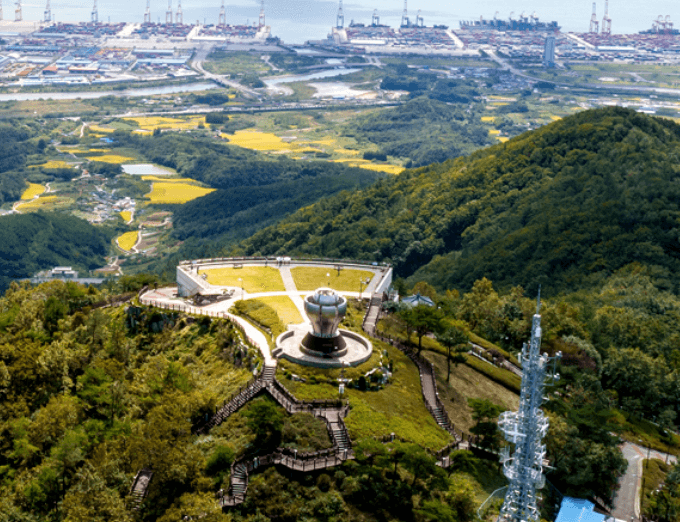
[481,116,496,122]
[333,158,370,164]
[120,210,133,223]
[145,182,215,204]
[64,148,109,154]
[117,231,139,252]
[87,154,135,164]
[497,137,510,143]
[21,183,46,200]
[356,164,404,175]
[489,129,501,136]
[30,160,73,170]
[549,115,562,121]
[311,138,337,146]
[226,130,294,152]
[141,176,196,183]
[16,195,64,211]
[124,116,205,131]
[89,125,115,133]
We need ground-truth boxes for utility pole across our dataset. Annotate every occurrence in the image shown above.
[165,0,172,25]
[497,292,561,522]
[43,0,50,22]
[144,0,150,23]
[336,0,344,29]
[91,0,98,23]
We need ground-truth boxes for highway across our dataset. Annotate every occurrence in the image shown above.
[190,45,262,99]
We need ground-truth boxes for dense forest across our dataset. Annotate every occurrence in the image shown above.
[236,108,680,296]
[345,97,492,168]
[0,121,41,206]
[0,213,113,293]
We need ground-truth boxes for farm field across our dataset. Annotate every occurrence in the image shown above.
[116,231,139,252]
[30,160,74,170]
[291,267,375,292]
[16,195,72,212]
[199,266,286,293]
[120,211,132,223]
[123,115,206,131]
[249,296,304,326]
[86,154,135,164]
[226,130,296,153]
[145,182,215,204]
[21,183,46,200]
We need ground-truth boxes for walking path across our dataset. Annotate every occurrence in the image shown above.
[278,266,310,325]
[611,442,678,521]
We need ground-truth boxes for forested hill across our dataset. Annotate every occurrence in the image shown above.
[236,108,680,295]
[0,213,113,292]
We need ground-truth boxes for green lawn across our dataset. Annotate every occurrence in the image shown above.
[291,266,375,292]
[199,266,286,293]
[424,351,519,434]
[250,295,304,326]
[278,339,452,451]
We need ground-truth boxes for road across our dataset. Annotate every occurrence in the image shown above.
[190,46,262,99]
[486,47,680,98]
[611,442,677,521]
[108,98,402,119]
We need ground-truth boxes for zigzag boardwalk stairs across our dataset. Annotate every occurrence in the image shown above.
[135,292,479,512]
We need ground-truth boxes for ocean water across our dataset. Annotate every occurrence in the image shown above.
[14,0,672,44]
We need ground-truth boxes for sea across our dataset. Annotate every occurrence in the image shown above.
[14,0,672,44]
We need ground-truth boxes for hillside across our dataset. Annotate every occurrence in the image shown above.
[237,108,680,295]
[0,212,113,292]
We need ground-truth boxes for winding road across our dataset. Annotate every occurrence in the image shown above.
[611,442,677,521]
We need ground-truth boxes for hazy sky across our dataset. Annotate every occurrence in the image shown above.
[15,0,677,43]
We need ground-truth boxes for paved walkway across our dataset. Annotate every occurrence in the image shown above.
[278,266,310,325]
[611,442,678,521]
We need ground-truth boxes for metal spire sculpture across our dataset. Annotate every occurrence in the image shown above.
[497,290,560,522]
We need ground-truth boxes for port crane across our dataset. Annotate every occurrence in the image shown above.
[589,3,599,33]
[601,0,611,35]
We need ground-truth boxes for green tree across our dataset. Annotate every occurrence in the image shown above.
[468,398,504,453]
[436,326,469,383]
[398,305,443,355]
[244,398,284,449]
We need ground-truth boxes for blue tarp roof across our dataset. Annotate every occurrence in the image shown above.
[555,497,606,522]
[402,293,435,307]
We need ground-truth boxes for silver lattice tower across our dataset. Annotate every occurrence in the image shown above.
[497,294,559,522]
